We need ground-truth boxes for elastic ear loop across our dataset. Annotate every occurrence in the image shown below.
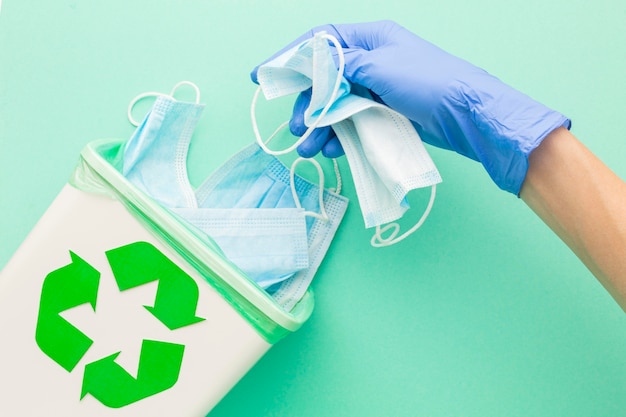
[330,158,342,194]
[127,81,201,126]
[251,32,346,156]
[290,157,330,222]
[371,184,437,247]
[261,103,342,215]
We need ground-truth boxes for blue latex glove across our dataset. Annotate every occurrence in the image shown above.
[250,20,570,195]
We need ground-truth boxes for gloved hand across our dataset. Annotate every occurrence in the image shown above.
[250,20,570,195]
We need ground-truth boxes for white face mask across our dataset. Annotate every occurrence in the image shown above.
[253,32,442,246]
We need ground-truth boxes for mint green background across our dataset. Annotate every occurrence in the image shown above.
[1,1,625,416]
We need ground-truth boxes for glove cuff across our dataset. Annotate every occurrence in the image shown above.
[442,72,571,195]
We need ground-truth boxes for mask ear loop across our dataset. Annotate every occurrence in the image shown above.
[169,81,201,103]
[128,91,162,127]
[127,81,201,127]
[255,110,343,195]
[370,184,437,247]
[330,158,342,194]
[251,32,346,156]
[290,157,330,222]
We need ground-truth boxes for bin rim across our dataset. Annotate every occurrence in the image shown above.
[72,138,315,343]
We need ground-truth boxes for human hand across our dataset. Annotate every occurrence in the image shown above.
[251,20,569,194]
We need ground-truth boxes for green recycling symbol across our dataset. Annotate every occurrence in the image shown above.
[34,241,205,408]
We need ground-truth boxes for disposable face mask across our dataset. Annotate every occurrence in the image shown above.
[191,144,348,310]
[173,207,309,289]
[123,83,348,310]
[124,82,203,208]
[253,32,442,247]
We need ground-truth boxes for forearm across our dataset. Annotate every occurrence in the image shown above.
[520,127,626,310]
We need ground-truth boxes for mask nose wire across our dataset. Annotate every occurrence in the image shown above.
[251,32,346,156]
[370,184,437,247]
[127,81,201,127]
[290,157,330,222]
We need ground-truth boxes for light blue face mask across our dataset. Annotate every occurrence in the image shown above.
[124,82,203,209]
[123,83,348,310]
[253,32,443,247]
[188,144,348,309]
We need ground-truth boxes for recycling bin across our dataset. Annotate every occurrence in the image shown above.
[0,138,315,416]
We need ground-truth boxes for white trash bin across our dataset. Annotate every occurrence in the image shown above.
[0,138,316,416]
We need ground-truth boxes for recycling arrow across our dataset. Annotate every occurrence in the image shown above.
[105,241,205,330]
[34,241,206,408]
[35,251,100,372]
[81,339,185,408]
